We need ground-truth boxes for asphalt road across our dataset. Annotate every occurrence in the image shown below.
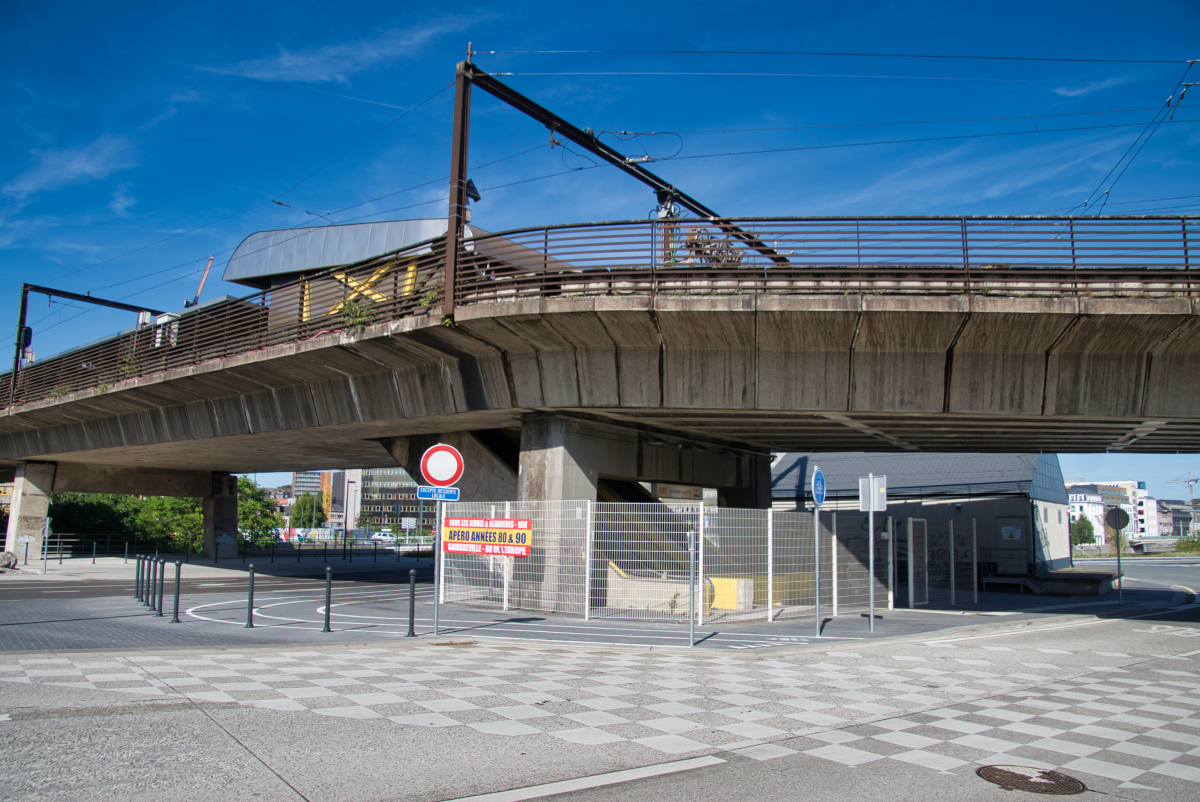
[0,568,433,601]
[1077,556,1200,594]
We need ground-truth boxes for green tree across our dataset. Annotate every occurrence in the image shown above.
[133,496,203,552]
[238,476,285,546]
[290,492,326,530]
[1070,516,1096,545]
[48,492,137,534]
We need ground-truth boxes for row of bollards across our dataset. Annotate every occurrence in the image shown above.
[134,556,427,636]
[133,554,181,623]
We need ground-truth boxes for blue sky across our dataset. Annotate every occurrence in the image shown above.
[2,1,1198,490]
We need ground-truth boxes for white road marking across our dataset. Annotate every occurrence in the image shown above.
[441,756,726,802]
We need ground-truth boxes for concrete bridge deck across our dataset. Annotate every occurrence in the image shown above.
[1,216,1197,474]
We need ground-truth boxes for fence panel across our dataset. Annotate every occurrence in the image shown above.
[591,502,700,621]
[927,519,954,606]
[833,513,890,615]
[769,510,815,622]
[910,518,929,607]
[953,519,979,604]
[697,508,768,623]
[441,500,589,614]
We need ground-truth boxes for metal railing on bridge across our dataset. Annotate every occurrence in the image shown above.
[4,216,1195,408]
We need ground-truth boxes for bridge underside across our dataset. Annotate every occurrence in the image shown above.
[0,292,1197,478]
[0,408,1194,476]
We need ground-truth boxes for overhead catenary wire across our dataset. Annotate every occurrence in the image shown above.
[478,48,1191,65]
[646,118,1199,164]
[1061,63,1196,215]
[489,71,1177,88]
[602,104,1199,136]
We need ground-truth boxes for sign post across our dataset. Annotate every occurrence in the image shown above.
[858,474,887,633]
[812,466,826,638]
[420,444,466,637]
[1105,507,1130,604]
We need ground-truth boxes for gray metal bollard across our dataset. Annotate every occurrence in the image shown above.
[156,559,165,617]
[135,555,142,600]
[92,542,97,565]
[270,543,274,564]
[322,567,332,632]
[145,559,156,611]
[298,541,302,563]
[323,543,327,563]
[374,542,377,562]
[245,564,255,628]
[171,561,182,623]
[24,542,29,566]
[406,568,416,637]
[124,542,128,564]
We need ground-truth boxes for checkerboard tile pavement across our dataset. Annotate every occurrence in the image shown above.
[2,642,1199,790]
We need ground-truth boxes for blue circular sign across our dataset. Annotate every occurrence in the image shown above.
[812,468,826,506]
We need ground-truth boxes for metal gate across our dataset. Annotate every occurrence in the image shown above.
[908,518,928,607]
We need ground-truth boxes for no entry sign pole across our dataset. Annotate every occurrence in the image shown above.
[420,443,465,638]
[812,466,825,638]
[859,474,887,634]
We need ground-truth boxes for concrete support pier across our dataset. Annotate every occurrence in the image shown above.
[516,414,771,506]
[203,473,239,560]
[4,462,56,559]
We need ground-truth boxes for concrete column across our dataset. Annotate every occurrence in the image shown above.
[4,462,56,559]
[517,416,598,503]
[203,473,239,559]
[717,453,773,510]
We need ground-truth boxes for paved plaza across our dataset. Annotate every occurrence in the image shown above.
[3,605,1200,800]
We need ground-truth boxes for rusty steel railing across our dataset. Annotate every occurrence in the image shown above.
[3,216,1195,410]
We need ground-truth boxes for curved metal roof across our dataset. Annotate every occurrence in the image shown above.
[223,219,449,287]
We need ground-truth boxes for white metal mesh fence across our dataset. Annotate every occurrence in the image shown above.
[909,518,929,607]
[437,501,897,625]
[952,519,979,605]
[927,519,954,607]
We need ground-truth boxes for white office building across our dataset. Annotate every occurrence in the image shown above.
[1067,487,1106,543]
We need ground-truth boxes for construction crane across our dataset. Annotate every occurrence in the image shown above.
[1167,472,1199,504]
[184,256,214,309]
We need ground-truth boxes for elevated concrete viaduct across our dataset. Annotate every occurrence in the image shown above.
[2,216,1196,556]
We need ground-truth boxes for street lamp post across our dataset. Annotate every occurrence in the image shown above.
[342,479,356,558]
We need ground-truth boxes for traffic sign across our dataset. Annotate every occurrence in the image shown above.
[417,486,460,501]
[400,517,417,531]
[420,443,464,488]
[1105,507,1130,531]
[858,474,887,512]
[812,467,826,507]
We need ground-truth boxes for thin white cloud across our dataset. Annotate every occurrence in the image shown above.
[1054,77,1127,98]
[108,184,136,217]
[2,134,135,203]
[817,134,1128,212]
[200,21,467,85]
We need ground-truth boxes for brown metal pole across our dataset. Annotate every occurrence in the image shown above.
[8,284,29,412]
[443,63,473,319]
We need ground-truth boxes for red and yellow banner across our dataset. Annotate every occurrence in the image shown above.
[442,518,532,557]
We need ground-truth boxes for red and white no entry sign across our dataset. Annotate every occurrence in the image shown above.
[420,443,464,488]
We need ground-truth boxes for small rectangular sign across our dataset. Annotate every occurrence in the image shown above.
[442,517,532,557]
[652,483,703,501]
[400,517,417,531]
[417,486,460,501]
[858,475,887,512]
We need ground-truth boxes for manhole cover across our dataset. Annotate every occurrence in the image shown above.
[977,765,1086,795]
